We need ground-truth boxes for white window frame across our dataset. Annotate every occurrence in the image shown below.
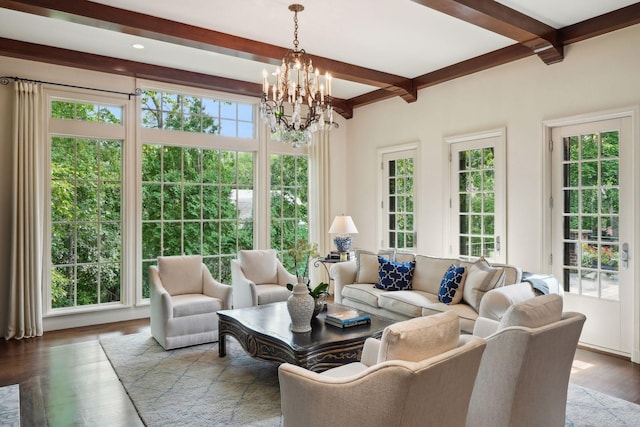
[444,128,507,263]
[44,88,136,316]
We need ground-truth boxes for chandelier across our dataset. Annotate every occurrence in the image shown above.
[259,4,337,148]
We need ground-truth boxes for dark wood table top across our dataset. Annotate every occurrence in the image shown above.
[217,302,396,371]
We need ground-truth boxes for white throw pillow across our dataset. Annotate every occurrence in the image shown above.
[238,249,278,285]
[378,311,460,363]
[462,258,505,312]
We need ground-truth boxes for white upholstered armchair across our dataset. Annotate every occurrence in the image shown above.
[279,311,487,427]
[150,255,232,350]
[230,249,296,308]
[466,294,586,427]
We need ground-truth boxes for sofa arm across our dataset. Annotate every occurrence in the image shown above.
[478,282,536,321]
[472,317,500,338]
[149,265,173,346]
[361,337,381,367]
[202,264,232,309]
[331,260,357,304]
[230,259,258,308]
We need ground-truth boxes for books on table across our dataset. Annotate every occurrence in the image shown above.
[325,306,371,328]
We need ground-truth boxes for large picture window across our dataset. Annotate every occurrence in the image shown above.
[270,154,309,271]
[49,99,125,310]
[141,146,254,296]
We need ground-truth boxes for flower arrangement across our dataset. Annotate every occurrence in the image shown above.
[286,238,330,298]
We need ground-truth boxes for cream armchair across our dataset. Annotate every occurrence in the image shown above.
[230,249,296,308]
[279,311,487,427]
[150,255,232,350]
[466,294,586,427]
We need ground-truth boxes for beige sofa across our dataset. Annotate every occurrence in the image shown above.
[332,250,533,333]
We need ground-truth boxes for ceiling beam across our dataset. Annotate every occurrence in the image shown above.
[410,0,563,64]
[0,0,416,103]
[0,37,355,119]
[560,2,640,45]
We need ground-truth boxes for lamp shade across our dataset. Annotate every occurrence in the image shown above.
[328,215,358,235]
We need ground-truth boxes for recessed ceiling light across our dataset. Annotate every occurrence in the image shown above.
[132,43,145,50]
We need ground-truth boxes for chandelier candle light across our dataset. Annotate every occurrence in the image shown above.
[260,4,337,148]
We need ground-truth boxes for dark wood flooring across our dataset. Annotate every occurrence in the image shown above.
[0,318,639,426]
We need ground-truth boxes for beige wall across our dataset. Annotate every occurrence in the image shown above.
[346,24,640,273]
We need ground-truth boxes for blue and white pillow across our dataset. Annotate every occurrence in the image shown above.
[376,257,415,291]
[438,264,466,304]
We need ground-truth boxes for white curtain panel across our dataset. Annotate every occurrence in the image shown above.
[308,130,332,284]
[5,81,44,339]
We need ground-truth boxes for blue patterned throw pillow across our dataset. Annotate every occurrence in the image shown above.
[438,264,466,304]
[376,257,415,291]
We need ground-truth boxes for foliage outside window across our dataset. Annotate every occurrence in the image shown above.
[141,146,254,296]
[50,136,123,308]
[141,90,254,138]
[52,100,123,124]
[270,154,309,272]
[387,157,415,250]
[561,131,620,300]
[458,147,495,259]
[49,101,124,310]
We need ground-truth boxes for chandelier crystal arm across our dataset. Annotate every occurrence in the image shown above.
[259,3,338,148]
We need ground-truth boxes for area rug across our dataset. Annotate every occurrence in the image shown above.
[0,384,20,427]
[101,333,640,427]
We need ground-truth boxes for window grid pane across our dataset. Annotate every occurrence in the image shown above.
[141,146,254,296]
[141,90,255,138]
[270,154,309,271]
[387,157,416,251]
[561,132,620,301]
[457,147,495,260]
[50,136,123,309]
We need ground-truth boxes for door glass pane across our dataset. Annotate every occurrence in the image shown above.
[385,155,415,251]
[457,147,496,260]
[561,132,620,301]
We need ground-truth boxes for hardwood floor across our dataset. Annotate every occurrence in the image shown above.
[1,318,639,426]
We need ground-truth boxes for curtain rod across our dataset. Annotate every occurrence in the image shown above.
[0,76,141,100]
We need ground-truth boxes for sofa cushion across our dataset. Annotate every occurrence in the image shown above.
[342,284,386,308]
[375,257,415,291]
[462,258,506,312]
[412,255,461,294]
[158,255,203,295]
[498,294,563,330]
[378,290,436,318]
[378,311,460,363]
[238,249,278,285]
[355,249,395,284]
[438,264,466,304]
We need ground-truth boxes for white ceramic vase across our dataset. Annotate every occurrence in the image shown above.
[287,276,315,333]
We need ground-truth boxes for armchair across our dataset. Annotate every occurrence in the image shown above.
[150,255,232,350]
[466,294,586,427]
[230,249,296,308]
[279,311,486,427]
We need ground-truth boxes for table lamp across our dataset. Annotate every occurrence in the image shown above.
[329,214,359,252]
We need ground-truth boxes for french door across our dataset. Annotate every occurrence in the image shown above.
[550,116,635,357]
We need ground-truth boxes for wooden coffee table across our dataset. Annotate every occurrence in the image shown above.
[217,302,395,372]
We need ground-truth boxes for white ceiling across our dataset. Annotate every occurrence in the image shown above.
[0,0,637,100]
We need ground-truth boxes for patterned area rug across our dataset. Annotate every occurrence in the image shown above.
[101,333,640,427]
[0,384,20,427]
